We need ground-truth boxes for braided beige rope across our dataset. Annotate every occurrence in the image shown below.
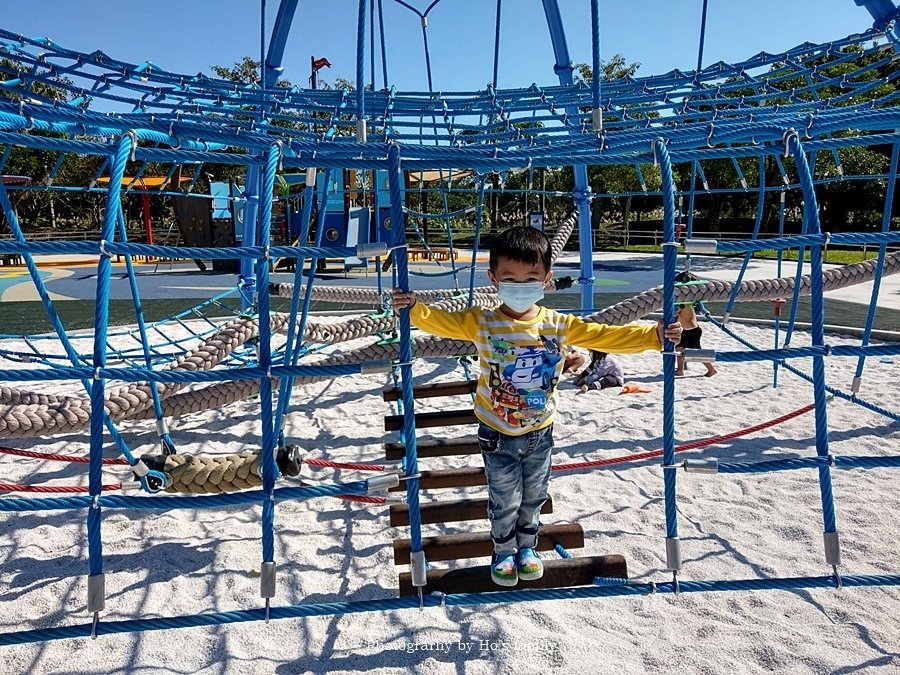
[0,318,262,437]
[159,451,262,494]
[548,208,579,263]
[2,252,897,438]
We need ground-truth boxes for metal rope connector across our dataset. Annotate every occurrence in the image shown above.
[782,129,799,158]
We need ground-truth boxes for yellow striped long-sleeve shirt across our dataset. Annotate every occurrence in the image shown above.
[409,303,662,436]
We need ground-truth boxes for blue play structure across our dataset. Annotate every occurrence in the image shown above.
[1,0,900,646]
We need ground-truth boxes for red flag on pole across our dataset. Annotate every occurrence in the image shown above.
[312,57,332,71]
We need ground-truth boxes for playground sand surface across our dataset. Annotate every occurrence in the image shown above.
[1,319,899,674]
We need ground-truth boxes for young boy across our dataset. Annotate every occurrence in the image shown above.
[393,226,682,587]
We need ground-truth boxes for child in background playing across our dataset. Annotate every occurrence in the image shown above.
[574,350,625,392]
[392,226,683,587]
[676,303,717,377]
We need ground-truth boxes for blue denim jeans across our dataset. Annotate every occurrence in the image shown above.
[477,422,554,557]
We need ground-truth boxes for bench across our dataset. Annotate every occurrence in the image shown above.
[407,247,459,262]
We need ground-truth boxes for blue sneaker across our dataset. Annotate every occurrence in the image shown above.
[516,548,544,581]
[490,553,518,587]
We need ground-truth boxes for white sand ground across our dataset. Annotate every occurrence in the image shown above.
[0,318,899,674]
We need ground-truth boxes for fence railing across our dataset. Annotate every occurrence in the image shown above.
[593,229,900,258]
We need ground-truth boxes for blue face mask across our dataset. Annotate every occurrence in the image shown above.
[497,281,545,313]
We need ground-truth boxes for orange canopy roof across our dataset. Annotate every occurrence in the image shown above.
[408,169,473,184]
[96,175,191,190]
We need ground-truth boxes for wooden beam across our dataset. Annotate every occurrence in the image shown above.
[390,496,552,527]
[398,555,628,596]
[383,380,477,403]
[388,467,485,492]
[392,523,584,565]
[384,435,479,460]
[384,409,478,432]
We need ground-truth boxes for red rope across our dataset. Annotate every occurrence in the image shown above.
[0,482,122,493]
[0,446,128,465]
[305,458,385,471]
[551,403,815,472]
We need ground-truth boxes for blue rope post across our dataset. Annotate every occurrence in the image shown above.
[787,133,841,571]
[88,131,134,630]
[273,174,320,440]
[590,0,602,131]
[377,0,388,88]
[696,0,710,73]
[114,208,174,455]
[722,156,767,322]
[852,140,900,394]
[387,143,426,598]
[784,151,819,350]
[492,0,503,90]
[773,189,786,388]
[542,0,596,312]
[256,143,282,616]
[356,0,368,142]
[656,138,681,579]
[467,176,488,305]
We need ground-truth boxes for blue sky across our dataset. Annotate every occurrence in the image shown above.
[0,1,881,94]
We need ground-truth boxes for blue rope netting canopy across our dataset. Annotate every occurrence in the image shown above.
[1,0,900,647]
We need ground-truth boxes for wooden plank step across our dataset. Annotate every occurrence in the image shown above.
[390,495,553,527]
[398,554,628,596]
[383,380,477,403]
[389,467,485,492]
[392,523,584,565]
[384,409,478,432]
[384,436,479,461]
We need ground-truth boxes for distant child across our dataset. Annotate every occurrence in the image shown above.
[675,303,717,377]
[574,350,625,392]
[393,226,682,587]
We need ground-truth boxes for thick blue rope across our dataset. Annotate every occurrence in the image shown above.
[2,574,898,646]
[492,0,502,90]
[114,208,174,454]
[657,139,679,544]
[273,180,318,439]
[590,0,600,112]
[88,132,133,580]
[275,169,333,438]
[706,313,900,423]
[723,155,766,319]
[256,143,282,565]
[377,0,388,88]
[0,480,371,513]
[467,176,488,305]
[709,231,900,253]
[854,139,900,382]
[388,143,424,559]
[716,455,900,474]
[356,0,368,131]
[789,134,839,536]
[0,238,380,261]
[0,363,366,383]
[711,343,900,363]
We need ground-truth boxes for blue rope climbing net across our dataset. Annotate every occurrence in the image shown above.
[1,0,900,647]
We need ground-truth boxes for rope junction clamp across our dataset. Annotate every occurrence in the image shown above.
[682,459,720,474]
[683,349,717,363]
[683,238,718,255]
[366,473,400,493]
[356,242,389,258]
[360,359,394,375]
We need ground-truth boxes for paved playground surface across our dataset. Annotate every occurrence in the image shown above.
[2,251,898,311]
